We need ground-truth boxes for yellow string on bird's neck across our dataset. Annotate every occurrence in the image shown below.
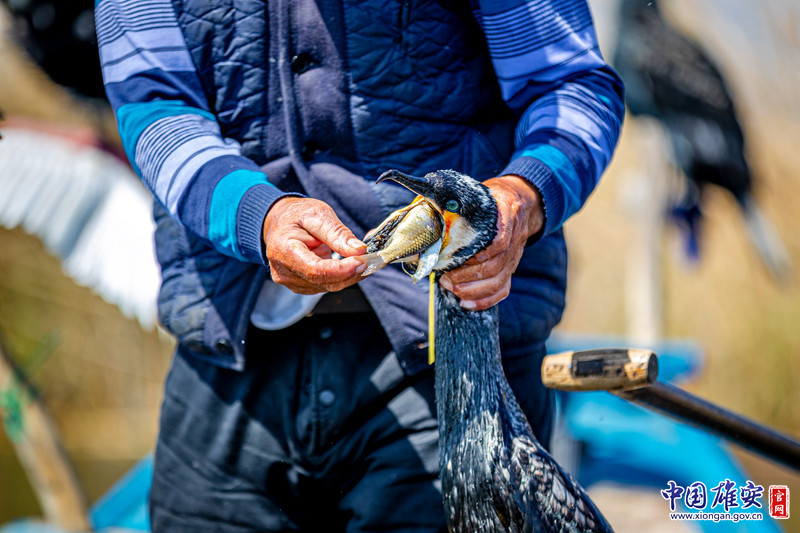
[428,272,435,365]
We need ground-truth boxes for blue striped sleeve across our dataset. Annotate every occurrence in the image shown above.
[96,0,291,264]
[473,0,624,235]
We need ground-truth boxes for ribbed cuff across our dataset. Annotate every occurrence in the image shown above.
[236,184,304,266]
[501,155,563,238]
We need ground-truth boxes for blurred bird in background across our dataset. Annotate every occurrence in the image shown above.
[613,0,793,282]
[2,0,104,102]
[0,0,160,328]
[1,0,792,338]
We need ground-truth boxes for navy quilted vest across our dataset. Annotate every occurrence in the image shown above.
[156,0,567,373]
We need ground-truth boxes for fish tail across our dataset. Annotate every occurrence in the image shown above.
[356,253,387,277]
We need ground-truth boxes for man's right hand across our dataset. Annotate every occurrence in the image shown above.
[262,197,367,294]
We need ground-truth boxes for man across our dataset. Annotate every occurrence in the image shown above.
[96,0,623,530]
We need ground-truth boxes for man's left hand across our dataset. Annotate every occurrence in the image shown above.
[439,175,544,311]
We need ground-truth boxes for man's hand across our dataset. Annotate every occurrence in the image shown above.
[439,175,544,311]
[263,197,367,294]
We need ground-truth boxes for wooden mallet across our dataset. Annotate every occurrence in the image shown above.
[542,348,800,471]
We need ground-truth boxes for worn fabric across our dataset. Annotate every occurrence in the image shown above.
[97,0,620,258]
[95,0,624,370]
[150,312,552,532]
[97,3,617,528]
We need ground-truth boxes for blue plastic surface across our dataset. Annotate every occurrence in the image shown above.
[548,333,782,532]
[88,455,152,531]
[1,334,785,532]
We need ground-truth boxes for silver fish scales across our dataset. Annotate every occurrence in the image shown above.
[359,199,443,277]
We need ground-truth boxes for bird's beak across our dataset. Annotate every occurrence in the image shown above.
[377,170,436,201]
[378,170,461,257]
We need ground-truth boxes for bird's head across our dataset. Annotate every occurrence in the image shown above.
[377,169,498,272]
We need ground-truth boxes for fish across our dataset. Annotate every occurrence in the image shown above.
[358,197,443,278]
[407,237,443,283]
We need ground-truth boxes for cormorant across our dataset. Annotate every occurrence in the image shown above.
[613,0,791,280]
[2,0,105,101]
[377,170,613,533]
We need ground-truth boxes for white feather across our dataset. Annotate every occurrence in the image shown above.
[0,127,160,328]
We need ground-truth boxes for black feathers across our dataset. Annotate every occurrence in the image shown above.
[414,171,613,532]
[423,170,499,271]
[615,0,751,200]
[614,0,791,279]
[434,289,613,533]
[3,0,105,100]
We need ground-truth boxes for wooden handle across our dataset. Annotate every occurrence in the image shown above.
[541,348,658,392]
[0,341,89,531]
[543,347,800,471]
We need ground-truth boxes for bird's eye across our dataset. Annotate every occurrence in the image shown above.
[445,199,460,212]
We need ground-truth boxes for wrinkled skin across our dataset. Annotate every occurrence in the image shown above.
[262,175,543,298]
[440,175,544,310]
[262,197,367,294]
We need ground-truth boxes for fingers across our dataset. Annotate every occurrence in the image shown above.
[438,177,537,310]
[309,243,333,260]
[439,255,516,311]
[287,243,366,284]
[440,216,513,299]
[270,259,363,294]
[443,246,508,284]
[263,198,368,294]
[268,264,320,294]
[302,208,366,257]
[440,277,512,311]
[269,239,366,293]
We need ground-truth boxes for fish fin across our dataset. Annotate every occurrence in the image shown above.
[411,238,442,283]
[355,253,387,277]
[363,226,380,243]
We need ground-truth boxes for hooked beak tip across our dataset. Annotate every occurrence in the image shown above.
[376,169,405,184]
[377,170,434,199]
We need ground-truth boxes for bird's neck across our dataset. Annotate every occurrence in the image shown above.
[434,288,505,448]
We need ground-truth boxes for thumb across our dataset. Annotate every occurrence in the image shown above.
[304,208,366,256]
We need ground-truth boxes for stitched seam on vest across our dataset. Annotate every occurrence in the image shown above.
[339,0,362,175]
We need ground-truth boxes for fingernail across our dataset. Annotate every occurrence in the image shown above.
[348,238,365,249]
[355,263,367,274]
[439,277,453,291]
[460,300,476,310]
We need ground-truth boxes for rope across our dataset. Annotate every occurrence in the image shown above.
[0,331,59,442]
[0,379,26,442]
[428,272,436,365]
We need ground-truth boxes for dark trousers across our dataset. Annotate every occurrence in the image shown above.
[149,312,552,532]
